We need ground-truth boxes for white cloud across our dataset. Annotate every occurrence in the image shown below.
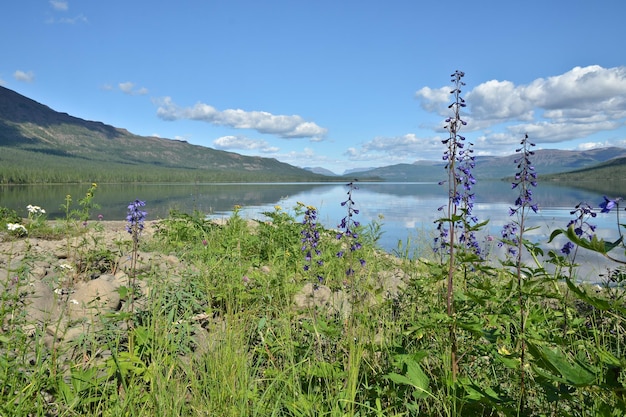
[416,65,626,150]
[50,1,68,11]
[345,134,444,163]
[0,76,5,86]
[118,82,148,95]
[414,86,450,115]
[577,141,609,151]
[213,135,280,153]
[119,82,134,94]
[467,80,534,122]
[13,70,35,83]
[47,1,87,24]
[155,97,328,140]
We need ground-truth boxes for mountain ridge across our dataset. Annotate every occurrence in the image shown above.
[351,147,626,182]
[0,86,336,183]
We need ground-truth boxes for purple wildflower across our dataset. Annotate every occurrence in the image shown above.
[561,241,575,255]
[336,180,366,275]
[126,200,147,237]
[599,196,620,213]
[560,202,598,255]
[500,134,539,256]
[300,205,324,285]
[508,135,538,216]
[434,70,483,257]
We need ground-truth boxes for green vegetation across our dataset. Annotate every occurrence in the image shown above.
[0,147,332,183]
[1,182,625,416]
[546,156,626,181]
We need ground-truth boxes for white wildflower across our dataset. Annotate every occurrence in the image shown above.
[59,263,73,271]
[7,223,28,234]
[26,205,45,215]
[69,299,79,305]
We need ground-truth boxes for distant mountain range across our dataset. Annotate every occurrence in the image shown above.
[348,147,626,182]
[1,85,624,184]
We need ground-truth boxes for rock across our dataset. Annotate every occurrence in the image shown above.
[68,274,121,320]
[24,281,57,324]
[293,283,332,309]
[378,269,408,299]
[329,290,351,318]
[31,261,50,280]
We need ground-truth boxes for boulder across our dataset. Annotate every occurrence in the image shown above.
[68,274,121,320]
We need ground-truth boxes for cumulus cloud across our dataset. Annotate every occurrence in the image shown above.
[415,86,450,115]
[13,70,35,83]
[213,135,280,153]
[416,65,626,148]
[118,82,149,95]
[155,97,328,140]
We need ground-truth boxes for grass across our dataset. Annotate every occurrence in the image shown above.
[0,195,624,416]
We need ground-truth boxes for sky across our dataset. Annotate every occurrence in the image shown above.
[2,1,626,175]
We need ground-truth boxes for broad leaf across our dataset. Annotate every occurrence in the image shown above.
[386,354,431,399]
[528,341,597,387]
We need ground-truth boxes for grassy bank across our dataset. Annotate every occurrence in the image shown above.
[0,192,625,416]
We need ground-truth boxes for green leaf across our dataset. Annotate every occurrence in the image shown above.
[565,225,623,255]
[495,354,520,370]
[596,346,623,367]
[548,228,565,243]
[116,285,129,300]
[565,276,615,312]
[56,378,76,405]
[528,341,597,387]
[386,354,431,399]
[458,377,505,403]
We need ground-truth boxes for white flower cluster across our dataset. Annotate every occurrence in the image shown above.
[27,205,46,215]
[7,223,27,234]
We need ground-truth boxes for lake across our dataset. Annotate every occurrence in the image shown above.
[1,181,622,281]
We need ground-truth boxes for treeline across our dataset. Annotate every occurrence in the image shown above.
[0,148,333,184]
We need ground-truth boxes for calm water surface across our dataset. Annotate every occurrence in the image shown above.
[1,181,621,281]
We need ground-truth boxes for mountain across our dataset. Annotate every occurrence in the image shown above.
[0,86,333,184]
[541,155,626,196]
[352,148,626,182]
[546,156,626,179]
[303,167,337,176]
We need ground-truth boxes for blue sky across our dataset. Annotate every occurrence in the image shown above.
[2,1,625,174]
